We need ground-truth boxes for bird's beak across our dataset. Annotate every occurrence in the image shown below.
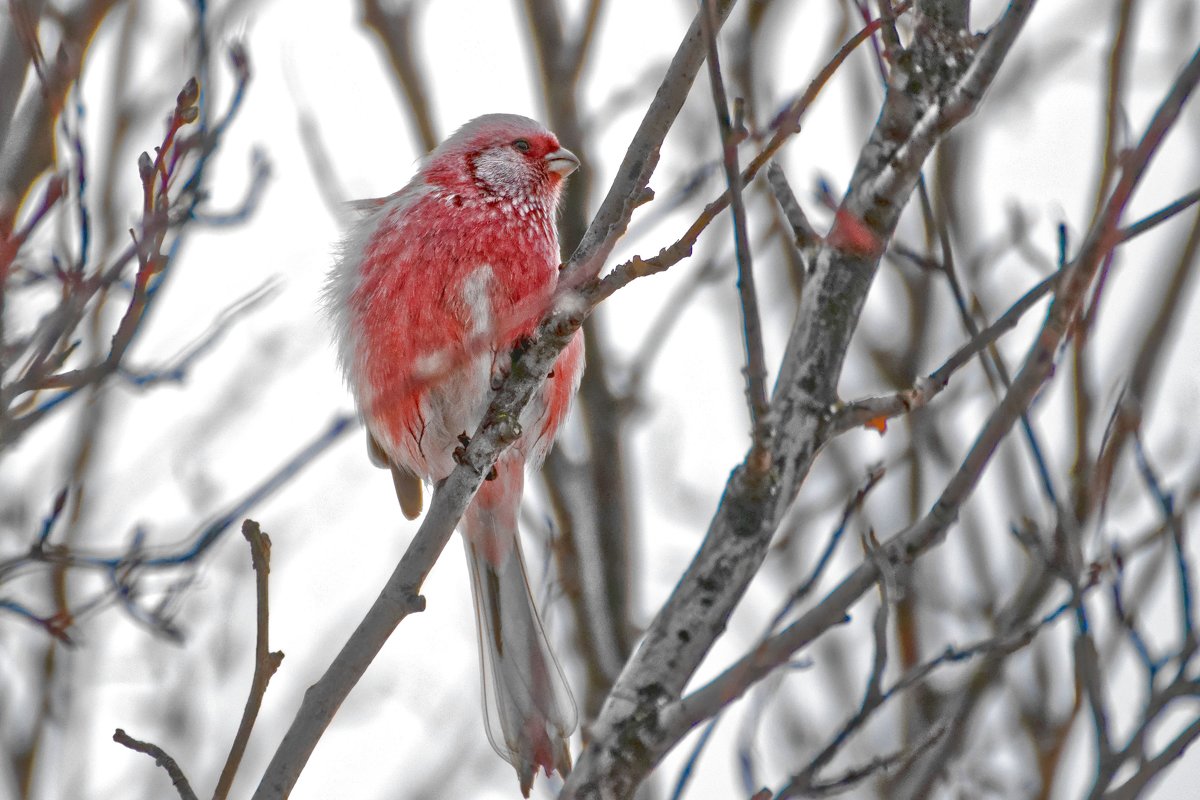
[545,147,580,177]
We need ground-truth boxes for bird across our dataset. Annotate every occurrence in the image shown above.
[325,113,583,796]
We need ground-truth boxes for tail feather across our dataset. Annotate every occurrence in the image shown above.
[462,459,576,797]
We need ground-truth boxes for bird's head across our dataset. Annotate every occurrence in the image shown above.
[423,114,579,205]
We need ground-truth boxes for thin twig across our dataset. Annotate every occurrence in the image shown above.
[112,728,199,800]
[765,160,818,248]
[1117,186,1200,243]
[591,7,906,304]
[702,0,771,462]
[833,268,1060,435]
[776,573,893,796]
[213,520,285,800]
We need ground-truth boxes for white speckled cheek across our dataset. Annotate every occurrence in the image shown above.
[473,150,527,197]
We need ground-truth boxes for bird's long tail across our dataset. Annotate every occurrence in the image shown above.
[461,457,576,797]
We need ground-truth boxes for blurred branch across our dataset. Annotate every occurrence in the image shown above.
[1092,0,1136,223]
[522,0,635,727]
[1091,154,1200,513]
[0,415,353,638]
[1117,186,1200,243]
[0,0,119,236]
[297,108,352,221]
[1100,716,1200,800]
[0,0,44,147]
[359,0,438,152]
[1,46,257,452]
[118,278,280,388]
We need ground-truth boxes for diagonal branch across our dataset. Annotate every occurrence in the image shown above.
[649,32,1200,789]
[562,3,1041,796]
[564,0,737,285]
[832,267,1060,435]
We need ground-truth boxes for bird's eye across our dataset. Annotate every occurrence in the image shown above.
[513,139,531,153]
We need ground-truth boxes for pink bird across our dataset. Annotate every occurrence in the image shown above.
[326,114,583,795]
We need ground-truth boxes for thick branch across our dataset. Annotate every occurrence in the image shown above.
[646,28,1200,791]
[563,4,1039,796]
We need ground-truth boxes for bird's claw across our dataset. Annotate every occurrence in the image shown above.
[453,432,471,465]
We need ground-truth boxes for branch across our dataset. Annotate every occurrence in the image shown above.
[776,574,892,796]
[563,0,738,285]
[591,7,904,303]
[832,267,1060,435]
[563,4,1038,795]
[213,520,285,800]
[701,0,772,460]
[1117,186,1200,243]
[1100,715,1200,800]
[112,728,199,800]
[648,28,1200,792]
[359,0,438,152]
[765,160,818,249]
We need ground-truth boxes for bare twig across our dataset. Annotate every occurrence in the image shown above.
[832,267,1060,435]
[564,0,737,285]
[112,728,199,800]
[213,520,285,800]
[1117,186,1200,243]
[592,7,907,304]
[776,574,892,797]
[701,0,772,461]
[1091,203,1200,515]
[765,160,818,249]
